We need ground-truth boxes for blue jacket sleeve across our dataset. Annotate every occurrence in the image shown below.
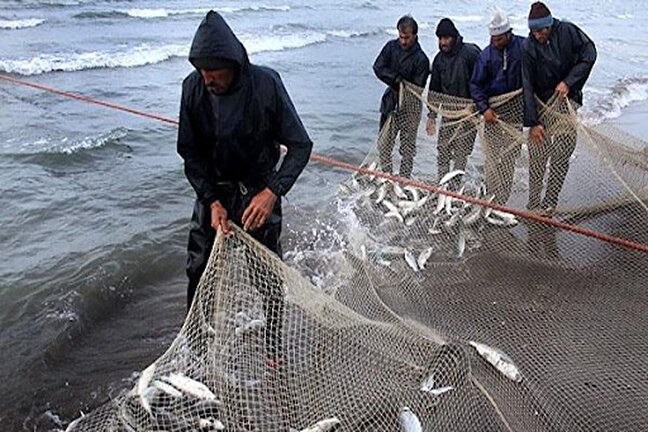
[470,52,491,113]
[176,78,219,206]
[266,73,313,197]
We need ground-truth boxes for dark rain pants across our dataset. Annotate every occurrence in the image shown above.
[527,123,578,210]
[483,110,522,205]
[378,109,420,178]
[186,182,284,359]
[437,119,477,185]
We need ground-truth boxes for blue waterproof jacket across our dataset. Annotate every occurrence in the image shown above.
[470,34,525,113]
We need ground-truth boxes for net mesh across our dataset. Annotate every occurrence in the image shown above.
[66,82,648,432]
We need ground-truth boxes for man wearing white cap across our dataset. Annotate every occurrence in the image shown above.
[470,9,525,205]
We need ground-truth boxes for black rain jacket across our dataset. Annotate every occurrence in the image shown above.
[522,19,597,126]
[429,36,481,99]
[373,39,430,114]
[177,11,313,205]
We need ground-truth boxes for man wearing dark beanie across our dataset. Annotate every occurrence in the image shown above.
[522,1,597,215]
[427,18,481,185]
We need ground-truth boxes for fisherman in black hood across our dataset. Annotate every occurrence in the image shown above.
[426,18,480,186]
[373,15,430,178]
[177,11,313,368]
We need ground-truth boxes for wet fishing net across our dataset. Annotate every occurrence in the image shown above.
[66,82,647,432]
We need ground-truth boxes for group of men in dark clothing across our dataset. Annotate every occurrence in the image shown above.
[374,1,597,214]
[174,2,596,368]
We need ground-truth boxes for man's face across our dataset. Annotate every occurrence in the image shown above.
[200,68,236,94]
[398,27,416,50]
[491,32,510,51]
[531,26,551,44]
[438,36,455,53]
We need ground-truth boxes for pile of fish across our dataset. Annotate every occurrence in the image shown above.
[340,161,520,268]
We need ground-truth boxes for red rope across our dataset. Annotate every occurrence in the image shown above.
[2,73,646,254]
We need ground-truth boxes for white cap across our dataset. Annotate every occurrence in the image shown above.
[488,9,511,36]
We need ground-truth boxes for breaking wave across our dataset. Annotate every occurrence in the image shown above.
[0,18,45,29]
[0,31,333,75]
[582,77,648,124]
[73,5,290,19]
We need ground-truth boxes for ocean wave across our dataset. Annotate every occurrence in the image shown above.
[447,15,483,22]
[582,77,648,124]
[74,5,290,20]
[7,128,128,156]
[0,43,187,75]
[243,32,327,54]
[50,127,129,154]
[327,28,385,39]
[0,18,45,29]
[0,31,327,75]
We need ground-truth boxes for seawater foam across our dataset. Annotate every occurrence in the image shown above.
[0,32,328,75]
[582,77,648,125]
[0,18,45,29]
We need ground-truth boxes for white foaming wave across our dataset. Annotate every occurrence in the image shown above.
[0,18,45,29]
[119,5,290,19]
[582,78,648,125]
[447,15,483,23]
[54,127,128,154]
[241,32,327,54]
[0,32,327,76]
[120,8,209,18]
[0,43,187,75]
[327,28,384,39]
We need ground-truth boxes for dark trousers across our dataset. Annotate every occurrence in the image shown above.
[437,120,477,184]
[483,114,522,205]
[378,109,420,178]
[527,124,577,209]
[186,185,284,359]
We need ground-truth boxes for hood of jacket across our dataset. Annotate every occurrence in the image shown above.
[189,11,250,74]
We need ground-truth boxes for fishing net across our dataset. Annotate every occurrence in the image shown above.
[66,82,647,432]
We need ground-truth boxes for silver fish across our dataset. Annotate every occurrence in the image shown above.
[462,205,482,226]
[152,379,183,398]
[426,386,454,397]
[415,194,429,208]
[363,186,377,198]
[457,230,466,258]
[433,192,446,215]
[367,161,378,180]
[382,199,399,214]
[404,250,419,271]
[394,183,408,200]
[400,407,422,432]
[482,195,496,218]
[444,212,461,228]
[375,184,387,204]
[164,373,217,400]
[438,169,464,186]
[469,341,522,383]
[417,247,433,270]
[198,418,225,431]
[428,218,442,235]
[299,417,341,432]
[485,215,517,227]
[137,362,156,414]
[404,185,420,202]
[385,211,404,223]
[405,215,417,227]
